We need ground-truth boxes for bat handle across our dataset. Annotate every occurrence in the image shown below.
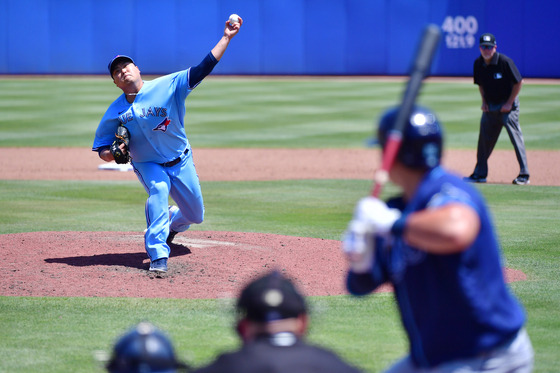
[372,170,388,197]
[371,134,401,197]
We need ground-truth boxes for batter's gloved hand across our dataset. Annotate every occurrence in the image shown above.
[342,219,375,273]
[352,197,402,237]
[110,125,130,164]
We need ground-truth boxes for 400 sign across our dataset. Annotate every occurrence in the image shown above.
[442,16,478,49]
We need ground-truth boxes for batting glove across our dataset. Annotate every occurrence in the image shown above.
[352,197,402,237]
[342,219,375,273]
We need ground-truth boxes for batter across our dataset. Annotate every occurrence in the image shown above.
[342,106,533,372]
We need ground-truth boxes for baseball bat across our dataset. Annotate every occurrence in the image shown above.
[371,24,441,197]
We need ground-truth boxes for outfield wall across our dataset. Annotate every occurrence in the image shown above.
[0,0,557,77]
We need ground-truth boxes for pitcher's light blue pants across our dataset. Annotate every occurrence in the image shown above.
[133,150,204,261]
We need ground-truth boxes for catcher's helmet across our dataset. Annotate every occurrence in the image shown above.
[106,322,187,373]
[377,106,443,169]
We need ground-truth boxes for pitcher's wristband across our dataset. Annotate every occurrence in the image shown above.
[391,215,407,236]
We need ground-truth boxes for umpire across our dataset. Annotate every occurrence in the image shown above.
[465,33,530,185]
[192,270,362,373]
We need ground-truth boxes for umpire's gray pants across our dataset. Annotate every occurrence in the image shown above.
[473,101,529,178]
[384,328,534,373]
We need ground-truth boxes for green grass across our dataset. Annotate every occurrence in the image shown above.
[0,179,390,238]
[0,293,405,373]
[1,77,559,372]
[0,77,558,150]
[1,179,559,372]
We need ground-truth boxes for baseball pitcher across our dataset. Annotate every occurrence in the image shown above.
[93,16,243,273]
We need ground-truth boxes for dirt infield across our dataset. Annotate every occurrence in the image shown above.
[1,147,559,185]
[2,147,554,299]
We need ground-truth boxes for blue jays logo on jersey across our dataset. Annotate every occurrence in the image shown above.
[153,117,171,132]
[119,110,134,124]
[139,106,167,118]
[494,72,503,79]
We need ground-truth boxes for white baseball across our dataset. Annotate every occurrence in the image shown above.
[229,14,240,25]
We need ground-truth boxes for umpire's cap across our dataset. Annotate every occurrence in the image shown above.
[106,322,188,373]
[377,106,443,169]
[108,55,135,78]
[237,271,307,323]
[479,33,497,47]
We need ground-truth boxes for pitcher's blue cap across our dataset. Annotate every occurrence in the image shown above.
[108,55,134,78]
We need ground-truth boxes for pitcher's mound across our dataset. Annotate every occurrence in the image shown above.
[1,231,525,299]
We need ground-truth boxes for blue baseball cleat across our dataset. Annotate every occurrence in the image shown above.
[149,258,168,273]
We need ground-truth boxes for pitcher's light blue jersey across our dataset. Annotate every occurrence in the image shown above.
[93,69,197,162]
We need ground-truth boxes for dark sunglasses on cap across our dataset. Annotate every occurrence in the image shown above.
[480,45,495,50]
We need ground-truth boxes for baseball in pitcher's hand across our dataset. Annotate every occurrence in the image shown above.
[225,16,243,37]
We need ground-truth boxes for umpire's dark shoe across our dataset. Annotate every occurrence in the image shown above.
[149,258,168,273]
[166,230,178,246]
[464,174,487,183]
[513,175,530,185]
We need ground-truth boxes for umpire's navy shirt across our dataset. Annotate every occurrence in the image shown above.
[192,333,363,373]
[474,52,522,105]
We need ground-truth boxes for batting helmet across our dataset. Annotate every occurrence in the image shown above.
[377,106,443,169]
[106,322,188,373]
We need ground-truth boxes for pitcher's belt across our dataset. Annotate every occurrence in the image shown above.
[160,149,188,167]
